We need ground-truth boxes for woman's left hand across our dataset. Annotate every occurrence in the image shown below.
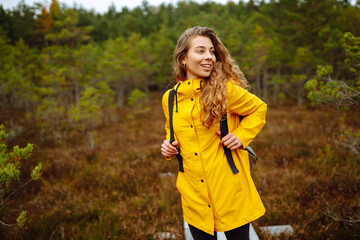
[216,131,242,150]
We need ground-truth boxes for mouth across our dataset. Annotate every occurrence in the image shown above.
[201,64,212,69]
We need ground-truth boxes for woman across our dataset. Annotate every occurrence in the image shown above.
[161,26,267,240]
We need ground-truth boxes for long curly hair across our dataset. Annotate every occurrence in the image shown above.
[173,26,248,128]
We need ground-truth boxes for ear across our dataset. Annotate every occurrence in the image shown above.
[182,57,187,65]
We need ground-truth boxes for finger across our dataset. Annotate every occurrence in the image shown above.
[221,134,232,145]
[163,140,178,150]
[171,141,179,147]
[165,147,178,155]
[227,140,239,150]
[222,133,231,141]
[162,143,178,153]
[224,134,238,145]
[216,130,221,136]
[230,145,240,150]
[162,151,173,158]
[161,148,176,157]
[161,146,177,153]
[220,134,227,144]
[224,139,236,148]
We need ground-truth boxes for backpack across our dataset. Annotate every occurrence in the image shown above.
[168,88,258,174]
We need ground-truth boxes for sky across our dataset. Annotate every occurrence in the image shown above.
[0,0,236,13]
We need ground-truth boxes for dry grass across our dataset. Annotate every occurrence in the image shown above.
[1,94,359,239]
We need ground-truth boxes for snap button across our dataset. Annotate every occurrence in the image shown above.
[188,81,190,85]
[201,179,204,182]
[208,205,211,208]
[191,98,194,101]
[195,152,198,156]
[190,125,193,128]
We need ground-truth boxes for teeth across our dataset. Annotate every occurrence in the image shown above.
[202,65,211,67]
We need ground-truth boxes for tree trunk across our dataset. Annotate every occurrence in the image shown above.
[273,65,281,104]
[88,119,94,150]
[8,94,14,128]
[24,99,32,124]
[255,64,261,96]
[116,85,124,108]
[297,80,304,107]
[54,115,60,147]
[298,69,311,107]
[262,67,268,102]
[102,109,110,124]
[74,72,80,106]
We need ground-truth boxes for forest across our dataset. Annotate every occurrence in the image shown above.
[0,0,359,239]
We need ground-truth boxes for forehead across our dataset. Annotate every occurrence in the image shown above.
[189,36,214,48]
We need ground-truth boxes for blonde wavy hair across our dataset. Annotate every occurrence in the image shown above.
[173,26,248,128]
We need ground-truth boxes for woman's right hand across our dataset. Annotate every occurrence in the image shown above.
[161,140,179,158]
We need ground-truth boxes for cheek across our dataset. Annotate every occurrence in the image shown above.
[187,58,200,67]
[189,54,202,63]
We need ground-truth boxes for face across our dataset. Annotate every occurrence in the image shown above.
[182,36,216,80]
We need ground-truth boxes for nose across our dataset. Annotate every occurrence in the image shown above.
[204,50,213,60]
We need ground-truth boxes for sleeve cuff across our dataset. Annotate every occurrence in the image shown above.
[232,128,251,149]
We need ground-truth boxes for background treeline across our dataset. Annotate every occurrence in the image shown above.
[0,0,360,239]
[1,0,360,125]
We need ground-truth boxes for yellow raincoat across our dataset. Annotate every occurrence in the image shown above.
[162,78,267,235]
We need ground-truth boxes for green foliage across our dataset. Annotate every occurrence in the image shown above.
[36,98,67,144]
[128,88,146,107]
[16,211,26,228]
[317,64,334,77]
[292,47,316,71]
[0,125,34,184]
[128,88,148,111]
[305,69,360,108]
[305,33,360,108]
[334,117,360,156]
[317,144,334,162]
[99,34,149,108]
[150,21,175,85]
[46,9,93,46]
[127,88,150,117]
[0,125,42,228]
[291,74,307,84]
[31,162,43,181]
[70,86,102,122]
[341,32,360,74]
[69,82,115,148]
[70,82,115,123]
[0,34,38,127]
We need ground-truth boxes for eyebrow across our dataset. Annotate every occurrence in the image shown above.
[194,46,215,49]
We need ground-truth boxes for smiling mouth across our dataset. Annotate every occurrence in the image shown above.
[201,64,212,69]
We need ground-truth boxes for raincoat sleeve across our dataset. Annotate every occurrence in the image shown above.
[162,90,174,160]
[227,81,267,149]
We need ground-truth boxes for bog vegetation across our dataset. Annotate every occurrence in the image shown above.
[0,0,359,239]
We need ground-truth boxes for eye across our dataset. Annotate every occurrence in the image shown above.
[197,50,204,53]
[210,50,216,55]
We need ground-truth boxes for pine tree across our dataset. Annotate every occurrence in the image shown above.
[0,125,42,227]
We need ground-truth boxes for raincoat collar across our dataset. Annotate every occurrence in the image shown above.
[175,78,202,97]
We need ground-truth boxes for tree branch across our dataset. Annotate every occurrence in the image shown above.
[0,179,33,207]
[0,220,16,227]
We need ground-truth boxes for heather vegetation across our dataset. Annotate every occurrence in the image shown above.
[0,0,359,239]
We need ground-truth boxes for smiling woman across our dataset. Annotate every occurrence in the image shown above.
[160,26,267,240]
